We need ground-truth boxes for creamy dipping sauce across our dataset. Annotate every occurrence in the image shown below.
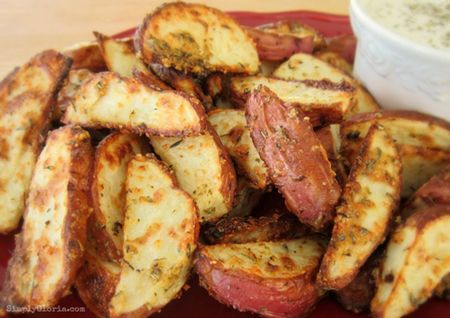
[359,0,450,53]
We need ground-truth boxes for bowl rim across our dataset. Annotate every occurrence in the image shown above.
[350,0,450,62]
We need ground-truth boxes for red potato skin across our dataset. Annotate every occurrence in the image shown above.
[245,27,314,61]
[195,253,321,318]
[326,35,357,64]
[245,86,341,230]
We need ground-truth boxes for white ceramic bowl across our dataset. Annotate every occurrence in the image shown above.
[349,0,450,121]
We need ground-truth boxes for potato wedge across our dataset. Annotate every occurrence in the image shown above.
[318,125,401,290]
[0,125,93,308]
[62,72,207,136]
[244,27,314,61]
[227,177,264,218]
[316,124,347,186]
[258,20,326,49]
[246,86,341,230]
[109,154,198,318]
[273,53,379,118]
[89,132,147,262]
[150,63,213,108]
[0,50,71,234]
[75,247,120,318]
[55,69,93,120]
[208,108,269,189]
[371,205,450,318]
[231,76,355,127]
[135,2,259,75]
[195,238,325,318]
[315,51,353,75]
[399,166,450,299]
[203,214,306,245]
[340,111,450,164]
[399,145,450,199]
[95,32,146,76]
[150,126,237,222]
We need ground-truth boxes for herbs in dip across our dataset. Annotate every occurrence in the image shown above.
[359,0,450,52]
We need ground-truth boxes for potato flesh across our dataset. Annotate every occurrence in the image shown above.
[63,72,206,136]
[201,238,324,279]
[150,130,236,222]
[372,210,450,318]
[208,109,269,189]
[91,132,146,260]
[96,33,147,77]
[0,50,70,234]
[109,155,197,316]
[318,126,401,289]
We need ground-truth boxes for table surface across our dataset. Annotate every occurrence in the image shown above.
[0,0,349,79]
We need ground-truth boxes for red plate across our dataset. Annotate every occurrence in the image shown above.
[1,10,449,318]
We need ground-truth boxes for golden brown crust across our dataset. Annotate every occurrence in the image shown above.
[63,41,107,72]
[135,2,259,75]
[0,125,93,309]
[150,64,212,108]
[203,214,307,245]
[75,249,120,318]
[246,86,341,230]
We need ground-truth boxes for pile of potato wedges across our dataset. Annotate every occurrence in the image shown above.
[0,2,449,318]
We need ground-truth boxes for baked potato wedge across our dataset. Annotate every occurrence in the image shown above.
[89,132,147,262]
[208,108,269,189]
[55,69,93,120]
[325,35,357,64]
[95,31,148,77]
[231,76,355,127]
[272,53,379,118]
[94,32,170,90]
[0,50,71,234]
[371,205,450,318]
[135,2,259,75]
[318,125,401,290]
[75,246,120,318]
[340,111,450,164]
[195,237,325,318]
[203,213,306,245]
[62,72,207,136]
[246,86,341,230]
[0,125,93,309]
[109,154,198,318]
[316,124,347,186]
[244,27,314,61]
[150,126,237,222]
[399,145,450,198]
